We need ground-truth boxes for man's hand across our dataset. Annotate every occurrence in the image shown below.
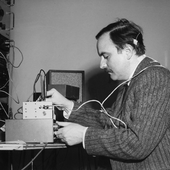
[46,88,73,113]
[55,121,87,146]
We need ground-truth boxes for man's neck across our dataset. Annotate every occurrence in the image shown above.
[129,54,146,80]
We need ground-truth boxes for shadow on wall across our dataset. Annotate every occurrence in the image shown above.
[86,66,119,109]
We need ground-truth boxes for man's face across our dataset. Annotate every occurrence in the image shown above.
[97,33,129,81]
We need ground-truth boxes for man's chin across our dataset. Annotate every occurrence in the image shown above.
[109,74,117,81]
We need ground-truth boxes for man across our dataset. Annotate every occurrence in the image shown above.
[46,18,170,169]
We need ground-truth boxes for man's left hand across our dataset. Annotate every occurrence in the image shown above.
[55,121,87,146]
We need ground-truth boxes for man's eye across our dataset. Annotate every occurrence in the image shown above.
[103,55,109,59]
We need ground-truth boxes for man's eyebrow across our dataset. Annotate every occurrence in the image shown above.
[99,52,110,57]
[99,52,105,56]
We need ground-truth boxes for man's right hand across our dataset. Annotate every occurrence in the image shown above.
[46,88,74,113]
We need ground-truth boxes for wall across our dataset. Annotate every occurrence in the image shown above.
[10,0,170,116]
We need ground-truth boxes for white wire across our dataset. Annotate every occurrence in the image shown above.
[68,65,164,129]
[69,97,126,128]
[102,79,130,105]
[53,98,127,128]
[72,98,128,129]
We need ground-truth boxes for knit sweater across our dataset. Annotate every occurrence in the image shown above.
[69,57,170,170]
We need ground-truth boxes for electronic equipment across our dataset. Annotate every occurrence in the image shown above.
[0,60,9,97]
[5,70,83,143]
[0,34,10,52]
[23,101,53,119]
[47,84,79,101]
[5,70,54,143]
[46,70,84,102]
[5,119,54,143]
[5,101,54,142]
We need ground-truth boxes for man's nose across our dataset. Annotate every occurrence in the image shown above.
[100,58,107,69]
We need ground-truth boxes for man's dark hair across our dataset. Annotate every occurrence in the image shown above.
[96,18,146,56]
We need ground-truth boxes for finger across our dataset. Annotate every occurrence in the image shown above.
[55,131,62,138]
[60,138,66,143]
[55,106,64,110]
[45,98,52,102]
[56,121,72,127]
[46,88,56,96]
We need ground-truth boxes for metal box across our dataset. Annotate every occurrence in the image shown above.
[5,119,54,143]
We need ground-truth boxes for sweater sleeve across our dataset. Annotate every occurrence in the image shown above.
[69,102,114,129]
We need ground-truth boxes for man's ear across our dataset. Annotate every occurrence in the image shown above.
[124,44,133,60]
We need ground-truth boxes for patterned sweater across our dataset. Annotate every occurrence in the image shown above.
[69,57,170,170]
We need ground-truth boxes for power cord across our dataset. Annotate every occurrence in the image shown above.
[21,143,48,170]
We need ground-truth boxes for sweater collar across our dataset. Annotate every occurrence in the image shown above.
[132,56,160,78]
[126,56,160,86]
